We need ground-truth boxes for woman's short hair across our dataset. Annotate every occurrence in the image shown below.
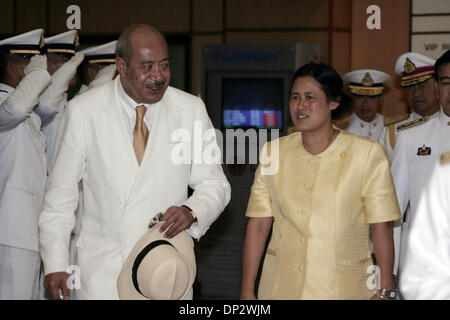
[291,63,343,103]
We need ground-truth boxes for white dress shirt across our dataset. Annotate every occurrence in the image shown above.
[116,79,154,142]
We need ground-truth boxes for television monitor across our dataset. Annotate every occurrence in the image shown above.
[221,78,284,129]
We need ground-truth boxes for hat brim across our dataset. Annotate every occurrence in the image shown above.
[117,222,196,300]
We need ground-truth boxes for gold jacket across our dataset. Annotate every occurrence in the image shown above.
[246,130,401,300]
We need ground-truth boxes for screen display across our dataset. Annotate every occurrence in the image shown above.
[222,78,283,129]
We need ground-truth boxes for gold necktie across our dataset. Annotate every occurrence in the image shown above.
[133,105,149,165]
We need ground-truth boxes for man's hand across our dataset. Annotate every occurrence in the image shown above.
[44,272,70,300]
[160,206,196,239]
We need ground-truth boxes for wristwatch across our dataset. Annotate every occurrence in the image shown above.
[376,288,398,299]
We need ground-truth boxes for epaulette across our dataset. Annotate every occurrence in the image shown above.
[441,152,450,165]
[384,113,410,126]
[333,118,349,129]
[397,116,428,132]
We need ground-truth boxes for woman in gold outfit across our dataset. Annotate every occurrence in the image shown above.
[241,63,401,300]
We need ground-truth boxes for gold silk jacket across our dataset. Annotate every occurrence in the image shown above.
[246,131,401,300]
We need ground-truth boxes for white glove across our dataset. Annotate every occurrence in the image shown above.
[67,52,85,67]
[24,55,47,75]
[1,55,51,131]
[37,53,85,124]
[89,64,117,89]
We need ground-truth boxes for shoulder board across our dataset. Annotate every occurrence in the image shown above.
[333,118,349,129]
[384,113,410,126]
[441,152,450,165]
[397,116,428,132]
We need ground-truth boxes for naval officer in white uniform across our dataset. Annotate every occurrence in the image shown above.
[39,30,84,167]
[398,50,450,300]
[342,69,390,142]
[0,29,52,299]
[380,52,440,161]
[77,40,117,96]
[391,50,450,288]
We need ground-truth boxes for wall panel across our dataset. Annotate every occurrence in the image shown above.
[226,0,329,30]
[193,0,223,32]
[351,0,411,116]
[0,0,15,35]
[48,0,190,35]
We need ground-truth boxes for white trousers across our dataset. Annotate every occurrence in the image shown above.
[0,245,40,300]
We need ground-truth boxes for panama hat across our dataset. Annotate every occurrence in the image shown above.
[117,221,196,300]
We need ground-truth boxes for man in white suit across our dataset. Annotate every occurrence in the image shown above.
[391,50,450,293]
[398,50,450,299]
[0,29,52,299]
[39,24,231,300]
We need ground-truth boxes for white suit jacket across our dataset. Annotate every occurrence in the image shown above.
[400,158,450,299]
[391,108,450,275]
[0,69,51,252]
[39,78,231,299]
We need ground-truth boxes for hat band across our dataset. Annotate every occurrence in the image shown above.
[401,72,434,87]
[47,48,76,55]
[402,65,434,77]
[131,240,174,297]
[89,58,115,64]
[348,85,384,96]
[9,49,41,55]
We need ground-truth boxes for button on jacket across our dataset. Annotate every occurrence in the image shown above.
[246,131,401,299]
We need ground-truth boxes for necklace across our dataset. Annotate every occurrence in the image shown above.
[303,129,339,155]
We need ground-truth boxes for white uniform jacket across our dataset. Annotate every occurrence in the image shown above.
[0,69,52,252]
[379,112,419,161]
[400,159,450,299]
[391,108,450,274]
[39,78,231,299]
[345,112,384,142]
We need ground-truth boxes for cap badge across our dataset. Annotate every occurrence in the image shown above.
[74,33,80,47]
[361,72,374,87]
[404,58,416,74]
